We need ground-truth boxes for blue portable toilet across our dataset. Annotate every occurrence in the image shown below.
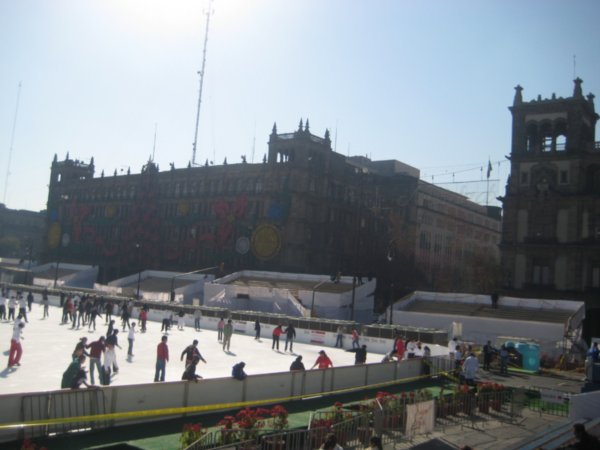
[520,343,540,372]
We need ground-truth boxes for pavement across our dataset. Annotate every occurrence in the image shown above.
[383,367,585,449]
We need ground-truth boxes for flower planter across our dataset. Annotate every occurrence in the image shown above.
[384,414,402,429]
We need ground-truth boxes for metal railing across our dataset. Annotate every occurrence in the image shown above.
[20,388,108,440]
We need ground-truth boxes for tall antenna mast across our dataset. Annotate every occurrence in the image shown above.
[3,82,22,205]
[191,0,213,166]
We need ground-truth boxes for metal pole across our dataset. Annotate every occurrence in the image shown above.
[135,243,141,299]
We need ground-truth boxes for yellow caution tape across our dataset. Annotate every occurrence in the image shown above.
[0,369,450,430]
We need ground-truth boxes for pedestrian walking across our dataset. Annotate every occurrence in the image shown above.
[222,319,233,351]
[154,335,169,382]
[483,340,495,371]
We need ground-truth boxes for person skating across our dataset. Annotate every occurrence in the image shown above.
[0,295,6,320]
[8,322,25,367]
[334,326,344,348]
[61,355,85,389]
[284,323,296,352]
[72,337,89,359]
[8,296,16,321]
[217,317,225,342]
[290,355,305,371]
[232,361,247,380]
[177,310,185,330]
[105,330,121,373]
[127,322,136,356]
[182,356,203,382]
[88,303,98,331]
[311,350,333,369]
[194,308,201,331]
[154,335,169,382]
[254,319,261,340]
[121,302,131,331]
[26,291,34,312]
[161,312,171,333]
[272,324,283,350]
[181,339,206,367]
[354,345,367,365]
[351,328,360,349]
[86,336,105,385]
[18,295,28,323]
[42,293,49,319]
[139,307,148,333]
[106,320,115,339]
[222,319,233,351]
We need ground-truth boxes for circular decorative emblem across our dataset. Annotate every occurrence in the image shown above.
[47,223,61,249]
[235,236,250,255]
[251,224,281,260]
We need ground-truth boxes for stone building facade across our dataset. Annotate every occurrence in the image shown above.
[500,79,600,294]
[44,120,501,293]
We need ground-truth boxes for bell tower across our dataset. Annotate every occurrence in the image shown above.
[500,79,600,297]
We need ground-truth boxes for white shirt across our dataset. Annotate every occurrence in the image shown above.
[9,298,17,308]
[407,341,417,354]
[12,326,23,342]
[128,328,135,340]
[462,355,479,379]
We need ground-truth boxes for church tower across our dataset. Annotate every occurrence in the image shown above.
[500,79,600,293]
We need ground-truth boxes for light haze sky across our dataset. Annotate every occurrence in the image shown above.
[1,0,599,212]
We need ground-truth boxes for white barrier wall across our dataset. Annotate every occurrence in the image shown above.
[568,390,600,421]
[0,357,432,443]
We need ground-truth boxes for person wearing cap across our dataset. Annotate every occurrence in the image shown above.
[181,339,207,367]
[311,350,333,369]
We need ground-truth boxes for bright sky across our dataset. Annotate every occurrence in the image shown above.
[1,0,599,212]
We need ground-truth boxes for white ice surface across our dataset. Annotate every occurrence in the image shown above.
[1,301,384,395]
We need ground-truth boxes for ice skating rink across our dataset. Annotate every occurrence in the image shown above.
[1,301,380,395]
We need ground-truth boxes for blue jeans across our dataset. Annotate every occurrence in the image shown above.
[89,357,102,384]
[155,359,166,382]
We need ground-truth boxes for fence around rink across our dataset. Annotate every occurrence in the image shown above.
[0,356,445,443]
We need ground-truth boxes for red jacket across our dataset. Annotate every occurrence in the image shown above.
[314,354,333,369]
[272,327,283,337]
[157,342,169,361]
